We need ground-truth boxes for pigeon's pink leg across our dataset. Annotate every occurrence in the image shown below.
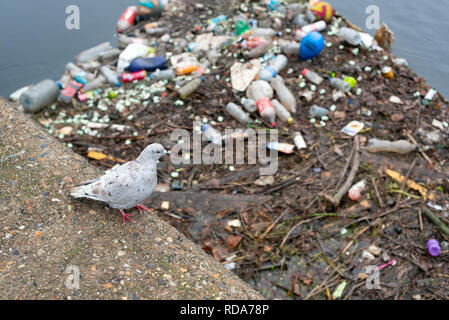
[120,210,135,224]
[136,204,152,215]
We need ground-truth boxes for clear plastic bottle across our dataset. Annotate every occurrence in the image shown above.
[242,98,257,112]
[75,42,114,64]
[367,139,417,154]
[247,41,272,59]
[117,6,137,32]
[309,105,329,118]
[225,102,251,124]
[339,27,362,46]
[201,124,222,145]
[247,81,276,127]
[100,66,121,87]
[251,28,279,38]
[270,76,296,113]
[98,48,122,63]
[177,78,203,98]
[149,69,175,81]
[329,77,351,93]
[281,42,300,56]
[286,3,306,20]
[272,99,293,124]
[293,14,308,27]
[83,75,106,91]
[66,62,95,82]
[302,68,324,85]
[117,34,150,49]
[19,79,60,113]
[259,55,288,82]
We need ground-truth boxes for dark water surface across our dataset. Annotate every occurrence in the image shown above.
[1,0,448,98]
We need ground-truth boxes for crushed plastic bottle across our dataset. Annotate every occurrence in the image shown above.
[66,63,94,83]
[84,75,106,91]
[329,77,351,93]
[177,77,203,98]
[225,102,251,125]
[270,76,296,112]
[149,69,175,81]
[309,105,329,118]
[117,6,137,32]
[19,79,60,113]
[202,124,222,145]
[302,68,324,85]
[259,54,288,82]
[272,99,293,124]
[98,48,122,64]
[339,27,362,46]
[281,42,300,56]
[247,41,272,58]
[367,139,417,154]
[100,66,121,87]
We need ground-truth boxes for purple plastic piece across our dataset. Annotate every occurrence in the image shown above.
[427,239,441,257]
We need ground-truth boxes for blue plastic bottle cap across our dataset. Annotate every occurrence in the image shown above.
[300,31,325,61]
[201,124,209,131]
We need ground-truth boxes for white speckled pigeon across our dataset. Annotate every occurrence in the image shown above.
[70,143,168,224]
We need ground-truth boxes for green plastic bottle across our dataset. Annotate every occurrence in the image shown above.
[235,20,250,36]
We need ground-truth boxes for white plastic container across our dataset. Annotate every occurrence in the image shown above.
[225,102,251,124]
[329,77,351,93]
[242,98,257,113]
[272,99,293,124]
[302,68,324,85]
[259,54,288,82]
[367,139,417,154]
[270,76,296,112]
[202,124,222,145]
[20,79,60,113]
[339,27,362,46]
[100,66,121,87]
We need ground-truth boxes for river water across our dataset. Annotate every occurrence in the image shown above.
[1,0,448,98]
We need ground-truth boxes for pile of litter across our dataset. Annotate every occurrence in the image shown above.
[10,0,449,299]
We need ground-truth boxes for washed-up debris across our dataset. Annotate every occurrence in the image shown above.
[230,59,261,91]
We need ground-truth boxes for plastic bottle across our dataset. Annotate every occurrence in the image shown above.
[295,21,327,40]
[247,81,276,127]
[176,65,199,76]
[309,105,329,118]
[117,34,150,49]
[65,62,94,82]
[121,70,147,83]
[259,54,288,82]
[100,66,121,87]
[75,42,114,64]
[270,76,296,112]
[286,3,306,20]
[177,78,203,98]
[367,139,417,154]
[191,60,210,78]
[251,28,280,38]
[293,132,307,150]
[149,69,175,81]
[80,60,101,72]
[427,239,441,257]
[235,20,250,36]
[98,48,122,64]
[84,75,106,91]
[201,124,222,145]
[19,79,60,113]
[266,142,294,154]
[339,27,362,46]
[145,27,169,36]
[225,102,251,125]
[247,41,272,59]
[242,98,257,112]
[272,99,293,124]
[58,81,83,104]
[329,77,351,93]
[281,42,300,56]
[117,6,137,32]
[117,43,150,73]
[293,14,308,27]
[302,68,324,85]
[128,56,167,73]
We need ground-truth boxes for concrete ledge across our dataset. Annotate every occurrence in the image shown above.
[0,98,263,299]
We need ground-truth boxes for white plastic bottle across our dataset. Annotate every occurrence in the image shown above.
[225,102,251,124]
[19,79,60,113]
[202,124,222,145]
[272,99,293,124]
[259,54,288,82]
[117,6,137,32]
[302,68,324,85]
[66,62,94,81]
[309,105,329,118]
[270,76,296,112]
[281,42,300,56]
[329,77,351,93]
[84,75,106,91]
[177,78,203,98]
[100,66,121,87]
[367,139,417,154]
[339,27,362,46]
[247,41,272,59]
[293,132,307,150]
[247,81,276,127]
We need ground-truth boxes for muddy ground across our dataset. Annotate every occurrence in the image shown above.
[29,0,449,299]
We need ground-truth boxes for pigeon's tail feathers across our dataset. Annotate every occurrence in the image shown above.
[70,186,87,198]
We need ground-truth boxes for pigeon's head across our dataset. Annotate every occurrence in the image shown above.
[139,143,169,162]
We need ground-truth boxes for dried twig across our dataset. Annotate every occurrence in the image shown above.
[322,136,360,206]
[423,208,449,237]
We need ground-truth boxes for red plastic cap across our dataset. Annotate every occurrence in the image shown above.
[301,68,309,77]
[271,122,276,128]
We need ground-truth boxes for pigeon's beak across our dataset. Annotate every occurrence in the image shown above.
[164,149,170,156]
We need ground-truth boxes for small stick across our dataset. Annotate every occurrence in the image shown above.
[418,208,424,231]
[371,177,385,208]
[322,136,360,206]
[394,157,417,208]
[423,208,449,237]
[260,208,289,239]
